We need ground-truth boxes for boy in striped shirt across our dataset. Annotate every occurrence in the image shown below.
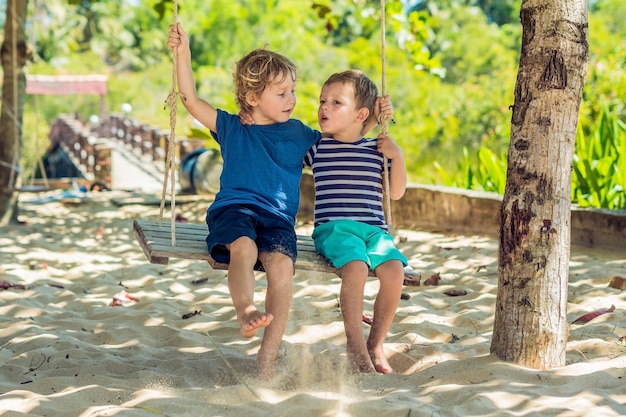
[304,70,408,374]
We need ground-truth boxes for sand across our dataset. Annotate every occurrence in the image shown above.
[1,190,625,417]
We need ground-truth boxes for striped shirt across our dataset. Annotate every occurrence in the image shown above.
[304,137,389,231]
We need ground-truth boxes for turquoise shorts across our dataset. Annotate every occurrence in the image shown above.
[312,220,408,270]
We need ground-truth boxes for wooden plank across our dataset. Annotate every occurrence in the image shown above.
[132,219,169,265]
[132,220,421,283]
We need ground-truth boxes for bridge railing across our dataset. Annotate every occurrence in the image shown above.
[48,114,205,189]
[95,115,169,163]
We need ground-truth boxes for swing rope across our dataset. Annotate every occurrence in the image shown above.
[379,0,393,227]
[160,0,180,245]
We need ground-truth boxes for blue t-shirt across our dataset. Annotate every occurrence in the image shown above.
[209,109,321,225]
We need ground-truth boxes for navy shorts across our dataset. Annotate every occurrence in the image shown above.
[205,204,297,268]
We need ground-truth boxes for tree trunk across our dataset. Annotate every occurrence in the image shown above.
[491,0,588,370]
[0,0,30,226]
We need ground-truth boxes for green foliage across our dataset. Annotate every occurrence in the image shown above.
[435,106,626,210]
[32,0,170,71]
[404,9,444,75]
[581,0,626,130]
[434,146,506,194]
[572,106,626,209]
[398,1,519,180]
[30,2,81,62]
[19,110,51,183]
[420,2,521,84]
[311,0,382,46]
[429,0,626,210]
[408,0,521,26]
[11,0,626,211]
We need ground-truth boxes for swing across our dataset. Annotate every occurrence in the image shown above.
[132,0,420,284]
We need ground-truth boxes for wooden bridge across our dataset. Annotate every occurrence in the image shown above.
[45,114,204,192]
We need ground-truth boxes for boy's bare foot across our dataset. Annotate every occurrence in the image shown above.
[368,346,393,374]
[347,351,376,374]
[240,311,273,338]
[255,361,276,381]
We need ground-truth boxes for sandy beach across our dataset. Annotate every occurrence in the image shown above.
[1,190,625,417]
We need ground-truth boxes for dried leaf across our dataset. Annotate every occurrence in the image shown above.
[424,272,441,286]
[110,290,140,306]
[572,305,615,324]
[444,289,467,297]
[191,277,208,285]
[0,281,27,291]
[402,267,421,286]
[403,275,421,287]
[182,310,201,320]
[608,276,626,290]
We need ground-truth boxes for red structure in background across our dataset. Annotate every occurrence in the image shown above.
[26,74,108,120]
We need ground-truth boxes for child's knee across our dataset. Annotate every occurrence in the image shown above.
[229,236,257,257]
[375,260,405,279]
[259,251,294,272]
[339,260,369,277]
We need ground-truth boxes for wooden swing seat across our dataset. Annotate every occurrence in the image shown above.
[133,219,421,284]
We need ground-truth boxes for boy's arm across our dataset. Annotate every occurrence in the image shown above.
[168,23,217,132]
[377,133,407,200]
[388,152,407,200]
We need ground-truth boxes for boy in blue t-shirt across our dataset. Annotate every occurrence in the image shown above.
[168,23,321,377]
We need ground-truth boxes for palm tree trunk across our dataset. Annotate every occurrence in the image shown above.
[0,0,30,225]
[491,0,589,370]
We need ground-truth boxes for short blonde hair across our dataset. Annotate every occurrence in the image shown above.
[323,70,378,121]
[233,48,297,114]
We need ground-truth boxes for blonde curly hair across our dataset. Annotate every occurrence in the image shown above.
[233,48,297,114]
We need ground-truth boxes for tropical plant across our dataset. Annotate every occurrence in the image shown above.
[434,146,506,194]
[435,106,626,210]
[572,106,626,209]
